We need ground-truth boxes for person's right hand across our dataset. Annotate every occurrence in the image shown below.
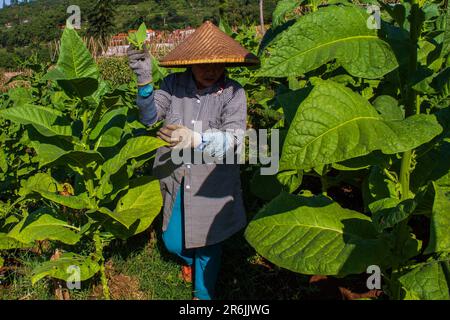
[157,125,202,149]
[127,44,153,86]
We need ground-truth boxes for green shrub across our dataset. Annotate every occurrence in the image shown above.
[97,56,134,87]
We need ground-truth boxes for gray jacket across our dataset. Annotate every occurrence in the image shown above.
[137,69,247,248]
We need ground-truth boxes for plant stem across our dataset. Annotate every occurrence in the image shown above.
[399,0,422,200]
[94,232,110,300]
[99,261,110,300]
[399,150,412,200]
[81,110,89,146]
[320,165,329,195]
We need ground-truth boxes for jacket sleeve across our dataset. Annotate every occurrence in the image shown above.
[136,76,173,126]
[200,85,247,159]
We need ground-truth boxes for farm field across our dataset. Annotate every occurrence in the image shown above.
[0,0,449,301]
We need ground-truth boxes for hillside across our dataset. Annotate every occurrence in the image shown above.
[0,0,277,46]
[0,0,277,69]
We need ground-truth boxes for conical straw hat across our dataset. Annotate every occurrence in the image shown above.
[159,21,260,68]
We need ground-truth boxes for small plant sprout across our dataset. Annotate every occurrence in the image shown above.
[128,23,148,50]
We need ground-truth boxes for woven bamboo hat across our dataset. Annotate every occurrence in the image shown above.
[159,21,260,68]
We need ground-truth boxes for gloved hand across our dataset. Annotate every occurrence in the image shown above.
[127,44,152,86]
[157,125,202,149]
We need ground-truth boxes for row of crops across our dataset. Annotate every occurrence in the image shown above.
[1,0,449,300]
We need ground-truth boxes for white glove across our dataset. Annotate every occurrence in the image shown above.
[157,125,202,149]
[172,126,202,149]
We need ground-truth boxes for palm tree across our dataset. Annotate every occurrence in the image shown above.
[87,0,117,55]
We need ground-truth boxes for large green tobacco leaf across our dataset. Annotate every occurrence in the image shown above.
[370,198,417,232]
[258,5,398,79]
[0,149,7,172]
[0,233,31,249]
[442,4,450,57]
[26,127,73,167]
[275,87,312,126]
[7,87,33,107]
[258,19,296,57]
[31,252,100,285]
[97,177,161,229]
[245,192,392,276]
[102,177,163,239]
[102,136,166,176]
[38,191,95,210]
[272,0,300,27]
[398,260,450,300]
[0,105,72,137]
[425,177,450,254]
[29,131,104,168]
[367,166,399,202]
[18,172,58,196]
[277,169,303,194]
[20,173,95,210]
[43,23,99,97]
[332,151,391,171]
[41,150,104,168]
[89,107,128,148]
[373,95,404,121]
[280,80,443,170]
[89,107,128,141]
[96,166,129,202]
[8,209,81,245]
[30,141,70,168]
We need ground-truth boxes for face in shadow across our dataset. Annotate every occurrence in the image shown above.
[191,63,225,89]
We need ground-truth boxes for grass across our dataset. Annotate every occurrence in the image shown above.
[1,215,313,300]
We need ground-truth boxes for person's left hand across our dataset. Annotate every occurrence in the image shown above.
[157,125,202,149]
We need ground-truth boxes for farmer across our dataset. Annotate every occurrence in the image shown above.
[127,21,259,300]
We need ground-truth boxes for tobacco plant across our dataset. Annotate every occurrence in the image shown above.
[128,23,148,50]
[0,23,165,298]
[245,0,450,299]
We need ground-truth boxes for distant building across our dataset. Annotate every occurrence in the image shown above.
[103,27,196,57]
[111,33,128,46]
[146,29,156,39]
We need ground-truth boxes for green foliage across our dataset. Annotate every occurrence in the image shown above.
[280,80,442,171]
[259,5,399,79]
[127,23,148,50]
[0,23,165,298]
[31,252,101,285]
[398,259,450,300]
[97,57,134,88]
[87,0,117,48]
[246,0,450,300]
[272,0,300,28]
[246,192,393,276]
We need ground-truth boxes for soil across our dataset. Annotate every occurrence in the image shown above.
[89,260,146,300]
[308,274,384,300]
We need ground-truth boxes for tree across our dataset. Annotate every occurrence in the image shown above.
[87,0,117,55]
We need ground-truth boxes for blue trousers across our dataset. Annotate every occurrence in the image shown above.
[162,181,222,300]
